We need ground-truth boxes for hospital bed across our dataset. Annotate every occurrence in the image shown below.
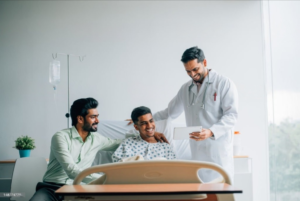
[69,160,237,201]
[64,119,239,201]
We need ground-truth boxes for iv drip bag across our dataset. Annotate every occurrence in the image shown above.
[49,60,60,90]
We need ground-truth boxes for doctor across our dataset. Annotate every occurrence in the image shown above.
[153,46,238,182]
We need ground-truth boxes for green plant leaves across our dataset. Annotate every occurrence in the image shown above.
[13,135,36,150]
[269,119,300,193]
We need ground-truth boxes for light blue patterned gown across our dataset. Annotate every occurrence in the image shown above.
[112,135,176,162]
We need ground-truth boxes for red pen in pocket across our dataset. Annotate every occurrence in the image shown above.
[214,92,217,101]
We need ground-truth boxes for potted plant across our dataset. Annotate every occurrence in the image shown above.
[14,135,36,158]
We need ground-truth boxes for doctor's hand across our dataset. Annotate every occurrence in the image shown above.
[189,129,213,141]
[154,132,169,144]
[125,119,133,125]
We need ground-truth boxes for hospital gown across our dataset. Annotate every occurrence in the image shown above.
[112,135,176,162]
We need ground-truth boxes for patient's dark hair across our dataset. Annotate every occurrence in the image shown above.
[131,106,152,125]
[70,98,98,126]
[181,46,205,63]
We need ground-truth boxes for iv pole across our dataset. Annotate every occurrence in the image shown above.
[52,53,86,128]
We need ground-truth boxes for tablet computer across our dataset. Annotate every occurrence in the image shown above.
[173,126,202,140]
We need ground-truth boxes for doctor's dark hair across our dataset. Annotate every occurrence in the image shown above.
[131,106,152,125]
[181,46,205,63]
[70,98,98,126]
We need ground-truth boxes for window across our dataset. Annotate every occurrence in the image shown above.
[263,1,300,200]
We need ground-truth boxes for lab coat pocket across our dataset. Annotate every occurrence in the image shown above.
[206,88,220,113]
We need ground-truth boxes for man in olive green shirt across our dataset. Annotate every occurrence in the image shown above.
[30,97,167,201]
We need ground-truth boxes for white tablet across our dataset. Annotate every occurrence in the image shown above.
[173,126,202,140]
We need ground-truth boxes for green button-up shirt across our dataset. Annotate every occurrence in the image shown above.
[43,126,122,184]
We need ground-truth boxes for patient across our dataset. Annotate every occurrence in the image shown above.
[112,106,176,162]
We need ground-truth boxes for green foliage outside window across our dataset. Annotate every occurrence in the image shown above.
[269,119,300,194]
[13,135,36,150]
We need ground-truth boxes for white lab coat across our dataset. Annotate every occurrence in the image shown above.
[153,69,238,182]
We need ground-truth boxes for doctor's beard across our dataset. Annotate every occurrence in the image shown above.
[192,71,206,83]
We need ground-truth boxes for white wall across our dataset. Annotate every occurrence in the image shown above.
[0,1,268,201]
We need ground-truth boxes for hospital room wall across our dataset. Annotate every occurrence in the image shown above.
[0,1,268,201]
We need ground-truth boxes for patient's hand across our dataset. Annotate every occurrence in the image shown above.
[154,132,169,144]
[125,119,133,125]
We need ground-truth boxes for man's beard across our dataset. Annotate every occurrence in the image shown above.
[194,69,207,83]
[82,122,98,132]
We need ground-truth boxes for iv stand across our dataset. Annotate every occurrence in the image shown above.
[52,53,86,128]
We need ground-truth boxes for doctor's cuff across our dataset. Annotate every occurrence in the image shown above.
[209,129,216,140]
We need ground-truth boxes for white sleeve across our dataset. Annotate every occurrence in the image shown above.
[153,86,185,121]
[209,79,238,140]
